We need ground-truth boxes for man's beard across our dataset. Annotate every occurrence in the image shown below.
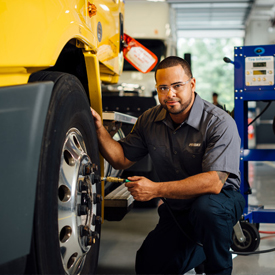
[162,95,192,115]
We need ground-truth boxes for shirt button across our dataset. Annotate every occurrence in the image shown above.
[153,147,156,150]
[176,170,179,173]
[174,150,177,154]
[192,155,196,158]
[173,132,177,135]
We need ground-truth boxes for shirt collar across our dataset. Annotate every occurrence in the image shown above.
[154,107,175,130]
[185,92,204,131]
[155,107,167,122]
[154,92,204,131]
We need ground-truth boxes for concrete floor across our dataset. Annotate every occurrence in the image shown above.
[97,161,275,274]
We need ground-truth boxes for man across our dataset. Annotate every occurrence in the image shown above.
[91,56,245,275]
[212,92,224,109]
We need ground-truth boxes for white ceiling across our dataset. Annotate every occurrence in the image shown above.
[126,0,275,38]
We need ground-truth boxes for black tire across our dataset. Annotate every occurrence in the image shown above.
[231,221,260,252]
[253,223,260,230]
[28,71,101,274]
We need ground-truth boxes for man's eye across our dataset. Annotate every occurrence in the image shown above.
[160,87,168,91]
[173,84,182,89]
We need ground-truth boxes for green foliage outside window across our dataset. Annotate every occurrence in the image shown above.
[178,37,243,112]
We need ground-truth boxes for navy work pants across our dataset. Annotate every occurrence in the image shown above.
[135,189,245,275]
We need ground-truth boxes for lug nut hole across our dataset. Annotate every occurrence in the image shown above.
[60,226,72,243]
[73,136,82,151]
[64,150,75,166]
[67,252,78,269]
[58,185,71,202]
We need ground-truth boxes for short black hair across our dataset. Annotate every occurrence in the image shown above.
[212,92,218,97]
[155,56,192,80]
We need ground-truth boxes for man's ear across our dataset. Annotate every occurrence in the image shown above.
[191,77,196,91]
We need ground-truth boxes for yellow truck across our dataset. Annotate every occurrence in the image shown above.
[0,1,156,274]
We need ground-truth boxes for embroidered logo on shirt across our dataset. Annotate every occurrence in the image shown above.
[189,143,201,147]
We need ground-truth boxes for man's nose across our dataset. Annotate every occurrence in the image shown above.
[166,86,176,97]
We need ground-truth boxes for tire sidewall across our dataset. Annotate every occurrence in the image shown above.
[34,73,101,274]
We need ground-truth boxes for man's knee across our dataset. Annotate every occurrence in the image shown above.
[189,194,220,223]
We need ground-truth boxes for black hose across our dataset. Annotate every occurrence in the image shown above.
[232,247,275,255]
[161,197,203,247]
[248,101,272,126]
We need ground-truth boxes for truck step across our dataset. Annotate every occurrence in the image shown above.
[104,184,134,221]
[104,183,134,207]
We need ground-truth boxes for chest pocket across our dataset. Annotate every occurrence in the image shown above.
[148,144,169,166]
[180,147,204,176]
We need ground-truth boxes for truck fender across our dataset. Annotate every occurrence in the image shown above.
[0,82,53,267]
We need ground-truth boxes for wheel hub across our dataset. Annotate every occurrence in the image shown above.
[57,128,101,275]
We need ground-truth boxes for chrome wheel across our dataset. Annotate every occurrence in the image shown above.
[58,128,101,275]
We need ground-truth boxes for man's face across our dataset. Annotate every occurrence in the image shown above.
[156,65,196,116]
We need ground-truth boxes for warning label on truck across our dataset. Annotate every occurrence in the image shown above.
[126,47,156,73]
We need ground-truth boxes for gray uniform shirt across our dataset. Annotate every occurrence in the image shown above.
[119,93,241,210]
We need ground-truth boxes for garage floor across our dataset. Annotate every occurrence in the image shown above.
[97,161,275,275]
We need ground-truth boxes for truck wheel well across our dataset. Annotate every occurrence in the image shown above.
[44,40,89,99]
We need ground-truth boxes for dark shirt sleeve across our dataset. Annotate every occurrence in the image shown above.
[202,115,241,182]
[118,117,149,162]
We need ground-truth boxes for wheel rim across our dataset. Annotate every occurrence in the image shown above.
[58,128,100,275]
[233,228,252,250]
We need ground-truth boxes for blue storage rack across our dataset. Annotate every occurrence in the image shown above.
[234,44,275,224]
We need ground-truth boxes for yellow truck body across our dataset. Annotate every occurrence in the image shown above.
[0,0,124,87]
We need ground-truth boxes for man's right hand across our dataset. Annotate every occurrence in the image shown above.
[90,107,103,130]
[90,107,134,170]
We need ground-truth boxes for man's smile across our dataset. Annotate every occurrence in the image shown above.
[164,99,180,105]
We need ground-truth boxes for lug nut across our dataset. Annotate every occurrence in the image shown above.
[80,225,91,237]
[93,194,103,204]
[78,205,88,216]
[92,231,100,239]
[92,215,102,226]
[79,180,88,192]
[83,163,92,175]
[92,163,98,171]
[91,173,101,185]
[86,231,99,246]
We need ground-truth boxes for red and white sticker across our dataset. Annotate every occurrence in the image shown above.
[123,33,158,74]
[126,47,156,73]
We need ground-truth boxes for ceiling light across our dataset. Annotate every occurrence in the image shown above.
[147,0,166,2]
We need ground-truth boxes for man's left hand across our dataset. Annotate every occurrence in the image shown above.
[125,176,158,201]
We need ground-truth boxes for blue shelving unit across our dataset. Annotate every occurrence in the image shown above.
[234,44,275,224]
